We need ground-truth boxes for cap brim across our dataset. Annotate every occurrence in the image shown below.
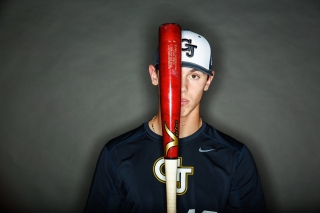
[155,62,212,76]
[182,62,213,76]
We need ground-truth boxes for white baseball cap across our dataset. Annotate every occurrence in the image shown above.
[154,30,213,76]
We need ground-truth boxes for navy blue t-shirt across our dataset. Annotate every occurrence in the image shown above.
[84,122,267,213]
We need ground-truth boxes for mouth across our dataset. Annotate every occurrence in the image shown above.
[181,98,189,106]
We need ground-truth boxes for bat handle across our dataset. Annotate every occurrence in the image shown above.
[165,159,178,213]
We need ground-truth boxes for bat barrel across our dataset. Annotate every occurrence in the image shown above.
[159,23,181,159]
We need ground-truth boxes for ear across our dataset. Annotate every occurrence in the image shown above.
[204,70,215,91]
[149,64,159,86]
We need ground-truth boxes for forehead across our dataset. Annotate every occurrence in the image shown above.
[182,67,207,75]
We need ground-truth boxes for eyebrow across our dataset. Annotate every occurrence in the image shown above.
[189,68,203,73]
[189,68,198,72]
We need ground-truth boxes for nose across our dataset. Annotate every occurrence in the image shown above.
[181,75,187,93]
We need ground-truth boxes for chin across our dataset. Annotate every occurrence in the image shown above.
[180,104,199,118]
[180,110,191,118]
[180,112,187,117]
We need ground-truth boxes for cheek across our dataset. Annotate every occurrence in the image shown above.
[190,79,207,92]
[189,84,205,100]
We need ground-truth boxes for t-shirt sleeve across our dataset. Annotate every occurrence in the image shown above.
[226,145,267,213]
[84,146,121,213]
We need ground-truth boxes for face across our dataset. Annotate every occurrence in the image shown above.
[149,65,214,118]
[180,67,213,117]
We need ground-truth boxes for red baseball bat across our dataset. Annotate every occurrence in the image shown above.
[159,23,181,213]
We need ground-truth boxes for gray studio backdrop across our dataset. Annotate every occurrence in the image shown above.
[1,0,319,212]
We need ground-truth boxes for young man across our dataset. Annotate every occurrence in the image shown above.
[84,30,267,213]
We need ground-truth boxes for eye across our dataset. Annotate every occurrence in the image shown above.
[189,74,200,80]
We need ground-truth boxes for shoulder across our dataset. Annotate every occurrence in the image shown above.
[202,122,245,152]
[105,123,147,152]
[203,122,258,168]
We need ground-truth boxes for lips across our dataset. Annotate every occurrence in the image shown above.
[181,98,189,106]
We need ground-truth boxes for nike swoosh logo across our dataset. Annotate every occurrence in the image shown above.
[199,147,216,152]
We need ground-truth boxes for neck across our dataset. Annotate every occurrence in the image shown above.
[149,109,202,138]
[179,114,202,138]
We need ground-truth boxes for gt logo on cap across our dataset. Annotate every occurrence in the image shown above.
[182,39,197,57]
